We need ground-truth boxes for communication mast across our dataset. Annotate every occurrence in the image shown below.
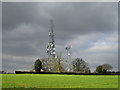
[65,45,72,72]
[46,20,55,71]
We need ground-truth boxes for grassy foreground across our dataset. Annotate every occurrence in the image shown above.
[2,74,119,88]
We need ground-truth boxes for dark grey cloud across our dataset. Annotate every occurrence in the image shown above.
[2,2,118,72]
[3,24,48,57]
[3,3,118,32]
[51,3,117,34]
[3,2,38,30]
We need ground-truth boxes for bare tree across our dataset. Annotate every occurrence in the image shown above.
[41,58,50,72]
[41,53,65,72]
[53,53,65,72]
[72,58,90,73]
[102,64,112,72]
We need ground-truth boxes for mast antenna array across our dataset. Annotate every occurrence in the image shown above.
[46,20,55,71]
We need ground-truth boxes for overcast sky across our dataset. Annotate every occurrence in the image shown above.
[2,2,118,73]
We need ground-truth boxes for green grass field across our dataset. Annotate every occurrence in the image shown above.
[1,74,119,88]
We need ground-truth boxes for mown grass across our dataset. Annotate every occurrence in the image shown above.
[2,74,119,88]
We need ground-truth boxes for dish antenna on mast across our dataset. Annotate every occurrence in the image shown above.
[65,45,72,56]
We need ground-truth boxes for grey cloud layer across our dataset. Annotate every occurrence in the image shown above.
[2,2,118,72]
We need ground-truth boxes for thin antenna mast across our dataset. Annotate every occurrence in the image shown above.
[65,45,72,72]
